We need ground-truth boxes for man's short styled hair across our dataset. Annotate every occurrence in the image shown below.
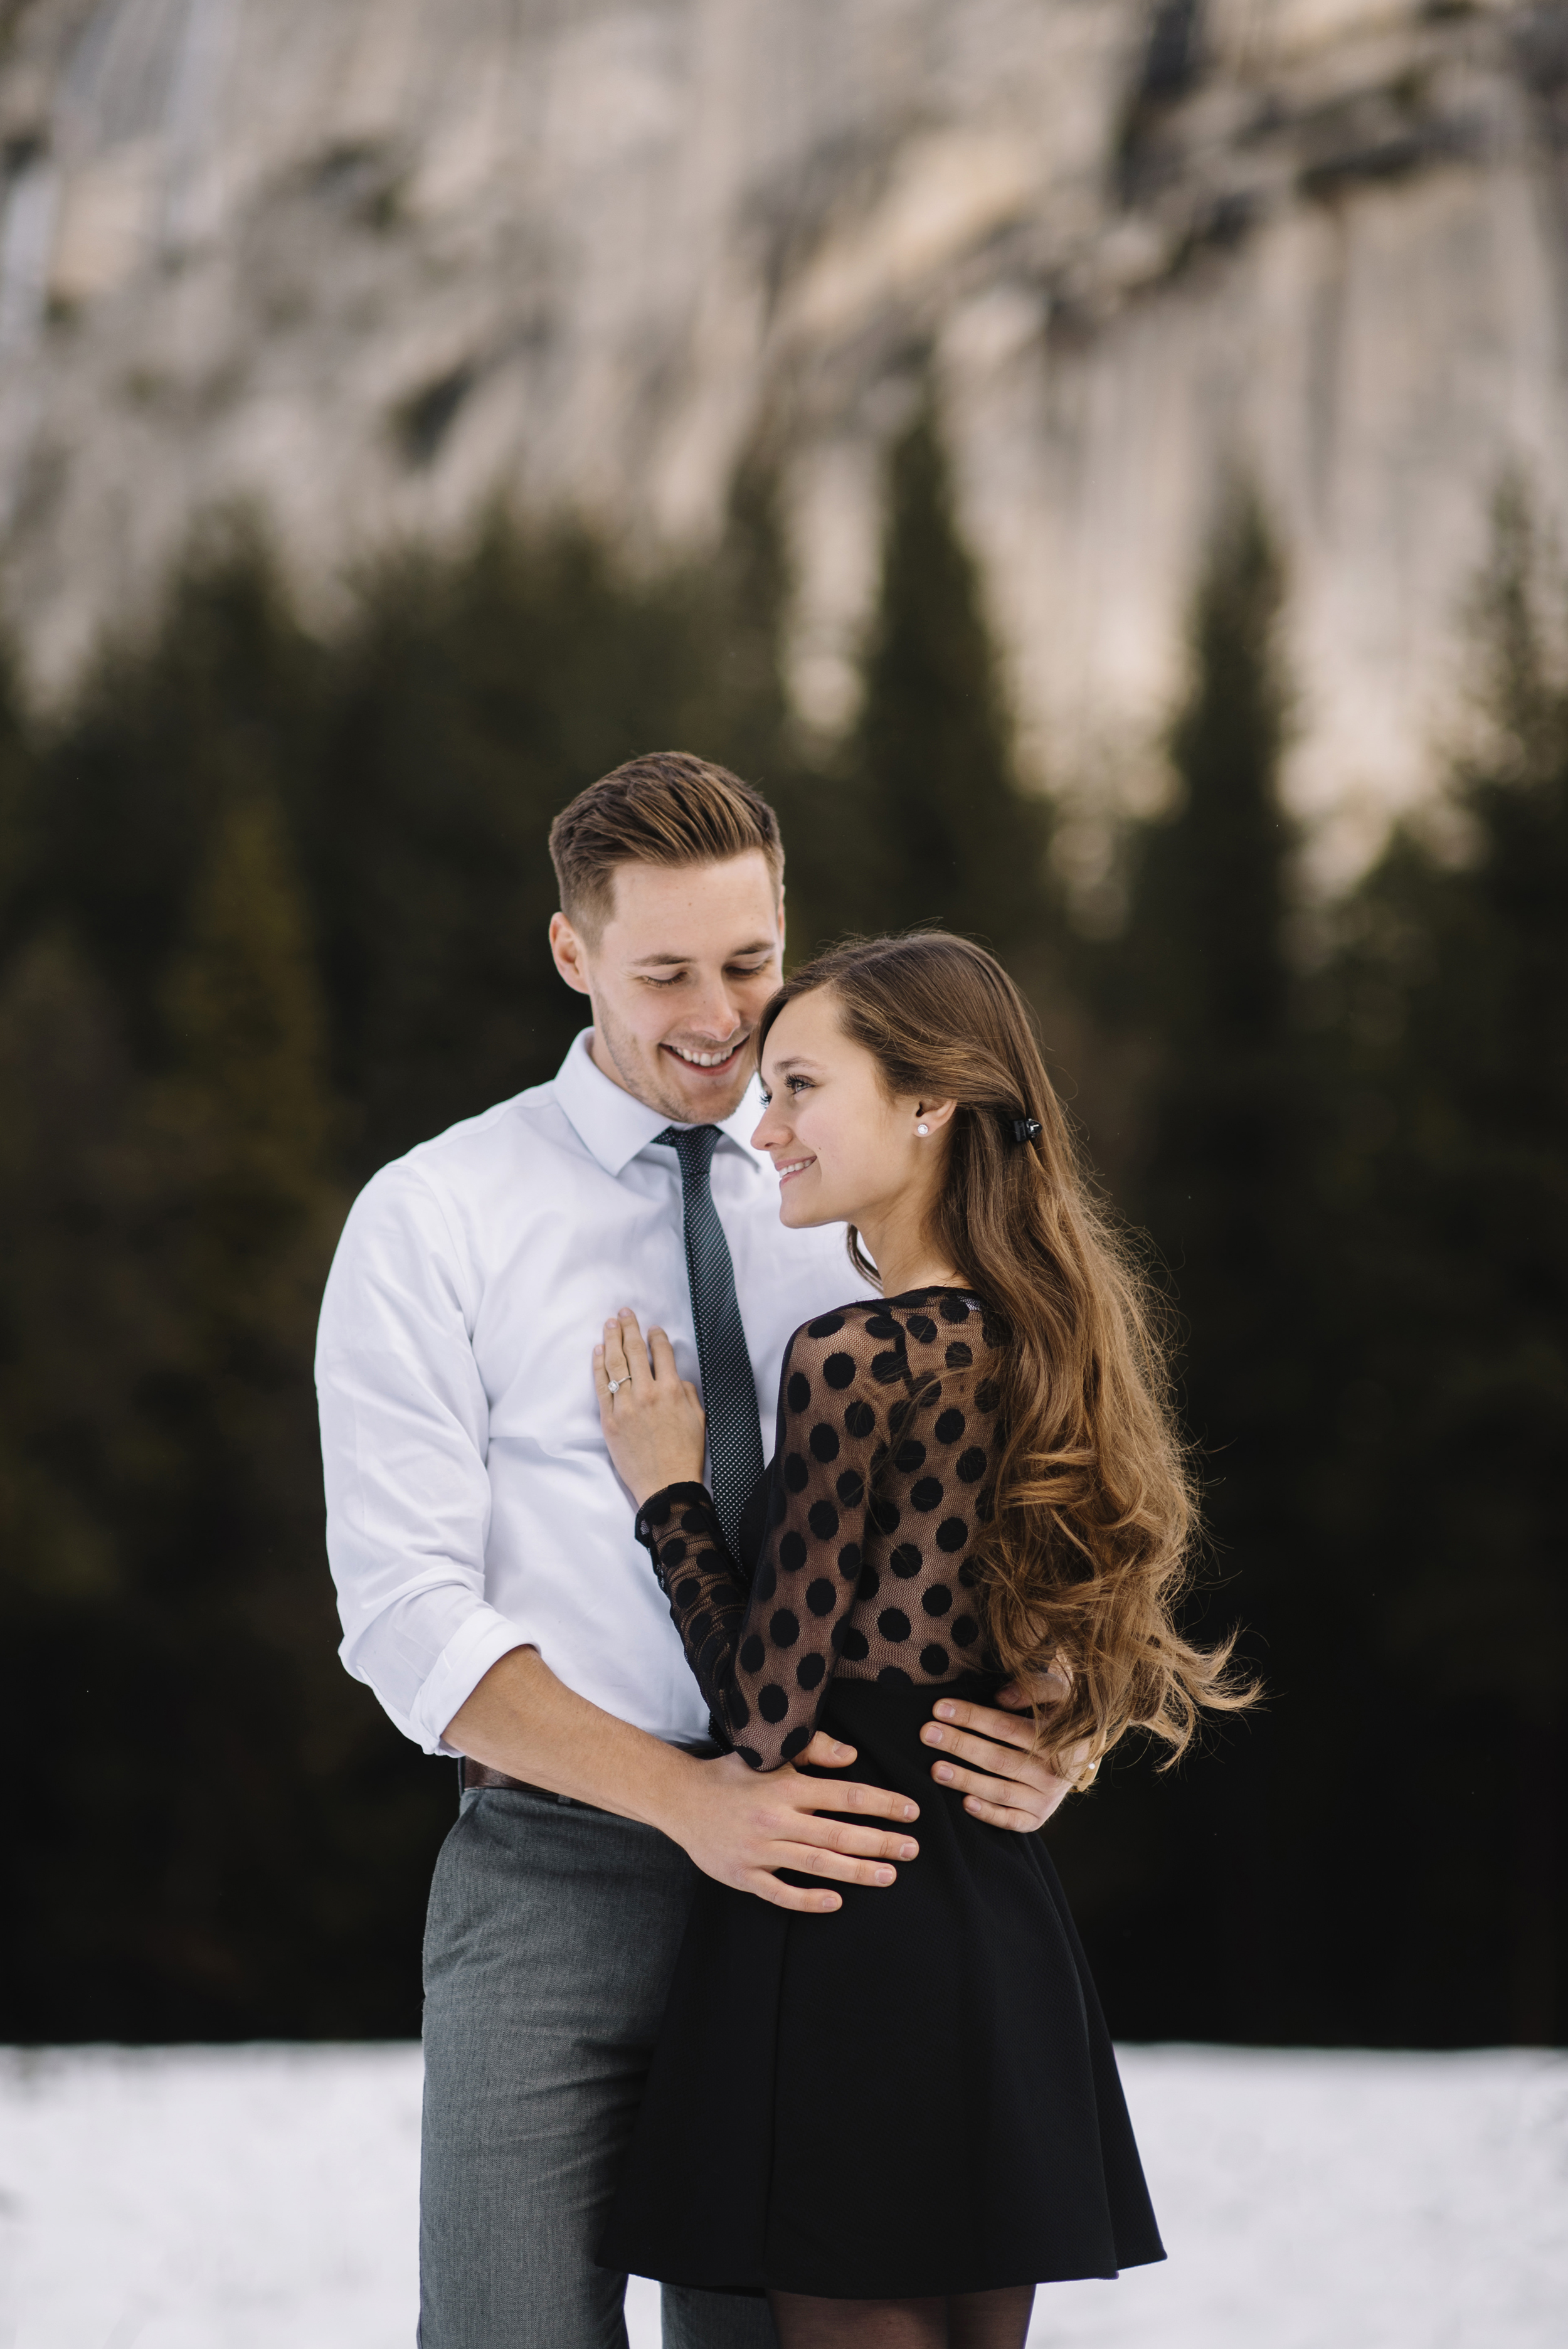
[548,752,784,937]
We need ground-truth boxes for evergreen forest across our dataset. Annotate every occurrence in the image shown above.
[0,420,1562,2049]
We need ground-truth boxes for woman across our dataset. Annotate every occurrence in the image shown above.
[591,934,1250,2349]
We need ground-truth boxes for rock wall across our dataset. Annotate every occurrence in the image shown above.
[1,0,1566,883]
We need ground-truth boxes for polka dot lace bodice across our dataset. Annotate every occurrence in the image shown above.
[633,1288,1004,1772]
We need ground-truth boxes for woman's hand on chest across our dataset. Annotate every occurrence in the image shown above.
[593,1307,708,1505]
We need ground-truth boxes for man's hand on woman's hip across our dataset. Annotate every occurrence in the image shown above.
[444,1647,1073,1919]
[663,1682,1077,1907]
[447,1649,920,1914]
[665,1735,922,1914]
[919,1677,1076,1832]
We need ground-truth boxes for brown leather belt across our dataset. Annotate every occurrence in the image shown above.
[458,1741,716,1805]
[458,1758,583,1805]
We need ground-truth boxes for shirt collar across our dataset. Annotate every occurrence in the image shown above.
[553,1029,767,1179]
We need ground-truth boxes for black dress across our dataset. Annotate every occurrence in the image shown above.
[601,1288,1163,2300]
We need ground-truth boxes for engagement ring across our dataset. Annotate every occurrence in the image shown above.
[607,1376,626,1394]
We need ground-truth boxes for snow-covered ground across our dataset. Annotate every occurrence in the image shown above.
[0,2044,1563,2349]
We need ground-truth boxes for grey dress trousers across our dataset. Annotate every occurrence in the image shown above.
[419,1781,778,2349]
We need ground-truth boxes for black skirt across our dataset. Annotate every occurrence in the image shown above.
[601,1673,1165,2299]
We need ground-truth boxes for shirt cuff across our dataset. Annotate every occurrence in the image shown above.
[411,1606,534,1756]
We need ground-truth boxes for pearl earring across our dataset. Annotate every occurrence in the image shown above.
[916,1123,930,1137]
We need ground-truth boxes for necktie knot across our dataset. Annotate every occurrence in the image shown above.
[655,1123,721,1183]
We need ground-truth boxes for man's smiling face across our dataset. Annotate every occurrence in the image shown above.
[549,851,785,1125]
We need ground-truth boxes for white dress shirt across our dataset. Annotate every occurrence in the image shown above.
[316,1031,852,1754]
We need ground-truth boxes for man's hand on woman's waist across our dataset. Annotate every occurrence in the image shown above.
[662,1731,923,1914]
[445,1645,923,1912]
[919,1680,1076,1832]
[446,1648,1070,1922]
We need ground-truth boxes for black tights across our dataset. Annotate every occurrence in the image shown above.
[768,2285,1035,2349]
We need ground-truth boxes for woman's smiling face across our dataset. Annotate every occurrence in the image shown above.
[751,986,926,1233]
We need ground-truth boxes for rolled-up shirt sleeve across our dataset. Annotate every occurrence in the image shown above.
[316,1163,526,1754]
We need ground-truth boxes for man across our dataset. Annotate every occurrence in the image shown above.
[317,754,1071,2349]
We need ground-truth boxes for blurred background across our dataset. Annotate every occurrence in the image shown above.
[0,0,1562,2069]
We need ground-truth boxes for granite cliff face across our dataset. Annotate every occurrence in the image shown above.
[1,0,1567,879]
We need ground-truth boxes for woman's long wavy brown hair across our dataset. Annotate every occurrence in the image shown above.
[758,932,1254,1781]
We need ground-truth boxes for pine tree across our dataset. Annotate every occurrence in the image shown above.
[710,445,797,792]
[1124,489,1301,1452]
[315,512,760,1173]
[158,793,335,1400]
[1327,485,1568,2040]
[0,934,152,1606]
[0,787,443,2040]
[0,633,32,956]
[130,788,405,2034]
[1072,489,1305,2040]
[845,397,1051,958]
[706,446,851,963]
[35,522,324,1059]
[0,929,183,2033]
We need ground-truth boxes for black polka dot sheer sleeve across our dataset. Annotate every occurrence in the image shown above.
[633,1289,1005,1772]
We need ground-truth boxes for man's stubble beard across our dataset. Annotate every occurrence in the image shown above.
[592,999,755,1127]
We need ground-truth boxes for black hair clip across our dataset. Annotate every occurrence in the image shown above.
[1010,1116,1042,1146]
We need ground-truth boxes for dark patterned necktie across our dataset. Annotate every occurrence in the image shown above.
[655,1124,765,1556]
